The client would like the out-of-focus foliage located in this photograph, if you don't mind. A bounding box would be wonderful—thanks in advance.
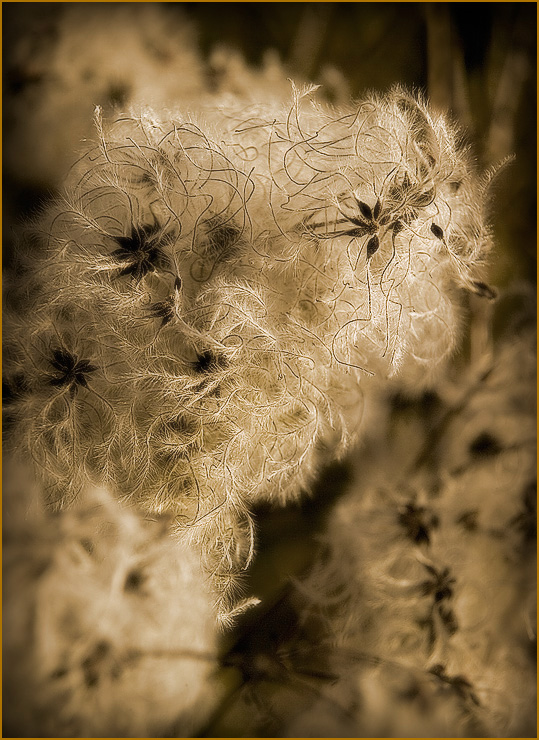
[3,465,220,738]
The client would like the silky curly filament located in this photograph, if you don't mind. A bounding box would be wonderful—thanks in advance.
[3,85,494,614]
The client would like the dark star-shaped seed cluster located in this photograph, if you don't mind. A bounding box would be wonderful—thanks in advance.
[111,223,171,281]
[48,348,98,398]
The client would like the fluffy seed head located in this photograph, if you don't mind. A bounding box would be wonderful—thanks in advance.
[3,85,493,611]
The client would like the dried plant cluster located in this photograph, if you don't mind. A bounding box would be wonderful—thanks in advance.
[4,4,536,736]
[289,329,536,738]
[4,86,495,623]
[2,469,218,738]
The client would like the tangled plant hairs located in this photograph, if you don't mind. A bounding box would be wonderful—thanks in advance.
[4,84,495,618]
